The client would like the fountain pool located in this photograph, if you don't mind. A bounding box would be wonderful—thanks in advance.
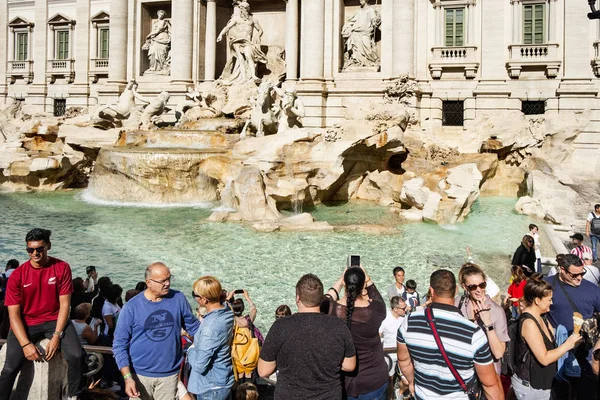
[0,191,533,333]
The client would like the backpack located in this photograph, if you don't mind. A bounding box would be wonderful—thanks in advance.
[591,213,600,236]
[231,322,260,380]
[501,313,535,379]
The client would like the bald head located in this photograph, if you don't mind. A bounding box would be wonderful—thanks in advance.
[145,262,169,280]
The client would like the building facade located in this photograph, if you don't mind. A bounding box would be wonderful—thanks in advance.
[1,0,599,144]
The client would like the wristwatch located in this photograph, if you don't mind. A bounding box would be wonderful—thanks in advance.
[485,325,494,332]
[53,331,64,339]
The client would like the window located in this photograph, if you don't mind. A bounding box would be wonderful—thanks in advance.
[445,8,465,47]
[442,101,464,126]
[53,99,66,117]
[523,4,545,45]
[56,30,69,60]
[15,32,28,61]
[98,28,109,58]
[522,101,545,115]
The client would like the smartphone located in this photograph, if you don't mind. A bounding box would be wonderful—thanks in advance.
[234,289,244,294]
[348,255,361,268]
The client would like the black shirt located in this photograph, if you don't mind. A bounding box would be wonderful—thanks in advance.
[260,312,356,400]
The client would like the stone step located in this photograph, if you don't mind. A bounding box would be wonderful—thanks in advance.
[574,132,600,145]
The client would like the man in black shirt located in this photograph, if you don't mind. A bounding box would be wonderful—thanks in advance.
[258,274,356,400]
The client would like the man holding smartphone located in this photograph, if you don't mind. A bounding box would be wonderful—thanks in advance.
[84,265,98,293]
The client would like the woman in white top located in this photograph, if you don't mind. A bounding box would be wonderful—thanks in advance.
[71,303,100,345]
[102,285,123,337]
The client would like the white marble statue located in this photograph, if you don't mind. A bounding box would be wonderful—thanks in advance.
[241,81,278,138]
[274,87,304,133]
[142,10,171,75]
[341,0,381,69]
[92,80,148,122]
[217,2,267,85]
[139,91,170,129]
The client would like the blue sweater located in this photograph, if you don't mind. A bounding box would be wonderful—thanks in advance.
[545,275,600,332]
[113,290,200,377]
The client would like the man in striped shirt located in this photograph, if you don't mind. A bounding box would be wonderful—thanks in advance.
[570,233,592,262]
[396,269,503,400]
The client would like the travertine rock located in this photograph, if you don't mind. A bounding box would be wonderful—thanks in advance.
[399,177,430,210]
[354,170,403,206]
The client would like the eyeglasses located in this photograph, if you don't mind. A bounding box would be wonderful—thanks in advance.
[191,291,201,299]
[466,282,487,292]
[394,306,407,312]
[149,276,172,286]
[26,246,45,254]
[564,268,587,279]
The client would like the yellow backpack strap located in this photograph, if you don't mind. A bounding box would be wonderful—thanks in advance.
[232,321,240,381]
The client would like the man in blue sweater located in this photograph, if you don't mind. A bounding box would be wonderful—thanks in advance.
[113,262,200,400]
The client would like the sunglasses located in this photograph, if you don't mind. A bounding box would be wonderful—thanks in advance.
[466,282,487,291]
[26,246,45,254]
[191,291,201,299]
[564,268,587,279]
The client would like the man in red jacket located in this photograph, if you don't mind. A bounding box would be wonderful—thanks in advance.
[0,228,82,400]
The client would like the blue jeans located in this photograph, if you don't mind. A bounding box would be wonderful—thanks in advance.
[194,388,231,400]
[591,235,599,261]
[347,382,388,400]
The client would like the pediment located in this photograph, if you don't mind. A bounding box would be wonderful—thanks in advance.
[8,16,34,28]
[48,13,75,26]
[91,11,110,24]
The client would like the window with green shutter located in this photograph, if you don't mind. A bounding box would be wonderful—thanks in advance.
[445,8,465,47]
[15,32,28,61]
[523,4,545,45]
[99,28,109,58]
[57,30,69,60]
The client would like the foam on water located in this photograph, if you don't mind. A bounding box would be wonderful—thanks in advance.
[80,190,215,209]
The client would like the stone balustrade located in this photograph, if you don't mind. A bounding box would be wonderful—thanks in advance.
[593,41,600,77]
[429,45,479,79]
[507,43,561,79]
[46,59,75,84]
[89,58,109,83]
[7,60,33,83]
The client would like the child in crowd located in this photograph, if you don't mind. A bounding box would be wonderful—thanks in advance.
[274,304,292,319]
[506,265,526,319]
[402,279,420,310]
[236,383,259,400]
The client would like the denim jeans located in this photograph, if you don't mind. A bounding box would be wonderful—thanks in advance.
[347,382,388,400]
[194,387,231,400]
[591,235,599,261]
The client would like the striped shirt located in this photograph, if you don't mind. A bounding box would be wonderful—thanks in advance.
[571,245,592,262]
[397,303,493,400]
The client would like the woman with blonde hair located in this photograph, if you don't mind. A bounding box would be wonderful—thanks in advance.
[71,303,101,345]
[456,263,509,375]
[511,275,581,399]
[187,276,234,400]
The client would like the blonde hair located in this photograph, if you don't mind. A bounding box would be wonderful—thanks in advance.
[458,262,487,285]
[74,302,92,320]
[193,276,222,303]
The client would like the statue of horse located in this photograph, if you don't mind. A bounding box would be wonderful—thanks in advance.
[240,81,279,138]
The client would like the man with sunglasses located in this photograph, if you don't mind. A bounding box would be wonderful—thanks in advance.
[0,228,83,400]
[379,296,408,399]
[546,253,600,400]
[113,262,200,400]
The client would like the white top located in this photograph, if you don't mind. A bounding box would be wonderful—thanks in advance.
[485,277,500,299]
[588,212,600,221]
[379,311,405,349]
[71,320,89,345]
[102,302,121,336]
[528,231,542,259]
[387,283,406,300]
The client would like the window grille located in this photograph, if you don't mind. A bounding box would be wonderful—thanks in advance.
[442,101,464,126]
[522,101,545,115]
[53,99,66,117]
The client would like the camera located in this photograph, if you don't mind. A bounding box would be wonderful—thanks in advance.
[234,289,244,294]
[347,255,360,268]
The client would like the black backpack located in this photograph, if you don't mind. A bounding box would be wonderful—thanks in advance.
[591,213,600,235]
[501,313,534,379]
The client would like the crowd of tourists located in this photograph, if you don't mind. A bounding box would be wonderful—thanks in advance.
[0,209,600,400]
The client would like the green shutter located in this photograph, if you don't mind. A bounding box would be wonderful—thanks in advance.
[100,28,109,58]
[445,8,465,47]
[16,32,28,61]
[57,31,69,60]
[523,4,545,45]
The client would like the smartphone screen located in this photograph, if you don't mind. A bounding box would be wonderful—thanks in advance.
[349,255,360,267]
[234,289,244,294]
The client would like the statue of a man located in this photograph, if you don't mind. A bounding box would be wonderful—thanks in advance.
[142,10,171,75]
[274,87,304,133]
[139,91,170,129]
[217,2,267,85]
[92,80,148,122]
[341,0,381,69]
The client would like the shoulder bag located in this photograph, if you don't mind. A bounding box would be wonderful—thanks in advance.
[425,307,485,400]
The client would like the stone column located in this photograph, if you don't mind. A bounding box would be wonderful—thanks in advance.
[108,0,128,83]
[0,0,7,97]
[204,0,217,81]
[285,0,299,81]
[434,2,441,46]
[392,0,414,76]
[171,0,194,82]
[300,0,325,80]
[74,0,90,85]
[380,0,394,77]
[32,0,48,86]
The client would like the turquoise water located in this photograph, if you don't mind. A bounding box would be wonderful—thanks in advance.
[0,191,529,333]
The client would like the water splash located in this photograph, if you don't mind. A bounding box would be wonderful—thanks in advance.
[80,190,214,209]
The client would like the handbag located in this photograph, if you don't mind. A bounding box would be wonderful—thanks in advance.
[425,307,485,400]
